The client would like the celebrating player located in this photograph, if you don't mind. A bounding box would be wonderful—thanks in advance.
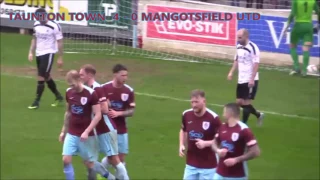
[59,70,115,180]
[284,0,320,76]
[100,64,135,168]
[28,8,63,109]
[227,29,264,126]
[179,90,221,180]
[79,64,129,180]
[212,103,261,179]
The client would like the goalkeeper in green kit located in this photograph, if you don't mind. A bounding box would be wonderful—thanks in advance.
[284,0,320,76]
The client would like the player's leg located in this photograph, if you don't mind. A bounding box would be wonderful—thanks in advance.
[118,133,129,165]
[28,55,46,109]
[199,168,216,180]
[79,136,116,180]
[301,23,314,76]
[236,83,250,123]
[289,24,301,75]
[183,165,199,180]
[243,81,264,126]
[62,133,78,180]
[39,53,63,106]
[100,131,129,180]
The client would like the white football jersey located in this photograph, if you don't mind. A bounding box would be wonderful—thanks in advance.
[33,21,63,56]
[234,41,260,84]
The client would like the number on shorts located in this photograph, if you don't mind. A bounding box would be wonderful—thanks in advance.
[304,1,308,12]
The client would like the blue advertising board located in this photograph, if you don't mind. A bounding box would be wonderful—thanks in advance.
[238,15,319,57]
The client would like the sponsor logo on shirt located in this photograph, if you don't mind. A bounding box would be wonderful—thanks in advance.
[71,104,84,114]
[110,100,123,110]
[221,140,234,153]
[189,130,204,140]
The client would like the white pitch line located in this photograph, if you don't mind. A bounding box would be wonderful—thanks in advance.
[1,73,318,121]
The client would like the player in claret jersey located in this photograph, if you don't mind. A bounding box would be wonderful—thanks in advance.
[212,103,261,180]
[100,64,135,168]
[79,64,129,180]
[179,90,222,180]
[59,70,115,180]
[284,0,320,76]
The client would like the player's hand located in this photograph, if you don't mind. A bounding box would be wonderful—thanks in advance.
[28,53,33,62]
[217,148,228,158]
[227,72,233,80]
[195,139,207,149]
[80,131,89,141]
[59,132,65,142]
[179,145,185,157]
[224,158,239,167]
[57,56,63,70]
[248,79,255,88]
[108,109,121,118]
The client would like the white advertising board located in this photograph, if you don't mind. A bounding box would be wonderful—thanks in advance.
[0,0,88,26]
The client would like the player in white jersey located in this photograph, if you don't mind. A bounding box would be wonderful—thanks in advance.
[227,29,265,126]
[28,8,63,109]
[79,64,129,180]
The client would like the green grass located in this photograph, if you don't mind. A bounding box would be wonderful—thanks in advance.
[1,32,319,179]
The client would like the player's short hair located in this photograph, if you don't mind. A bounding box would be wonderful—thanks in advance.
[224,103,240,117]
[190,89,205,98]
[35,8,46,14]
[81,64,96,75]
[66,70,80,81]
[113,64,127,73]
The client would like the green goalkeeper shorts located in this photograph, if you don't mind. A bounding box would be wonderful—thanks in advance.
[290,22,313,44]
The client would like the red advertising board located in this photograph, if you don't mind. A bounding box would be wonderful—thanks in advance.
[146,5,237,46]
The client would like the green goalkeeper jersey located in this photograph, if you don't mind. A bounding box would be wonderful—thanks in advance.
[289,0,319,23]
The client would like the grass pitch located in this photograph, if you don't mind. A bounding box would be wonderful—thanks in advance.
[0,32,319,179]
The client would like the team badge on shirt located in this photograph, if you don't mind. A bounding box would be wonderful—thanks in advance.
[121,93,129,101]
[202,121,210,130]
[80,97,87,105]
[231,133,239,141]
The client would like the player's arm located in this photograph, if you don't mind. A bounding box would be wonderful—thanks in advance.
[54,23,63,59]
[196,116,222,148]
[250,45,260,82]
[179,115,187,146]
[287,0,297,25]
[235,128,261,163]
[61,103,70,134]
[211,138,220,152]
[119,91,136,117]
[94,87,109,114]
[29,28,36,55]
[228,54,238,77]
[84,92,102,134]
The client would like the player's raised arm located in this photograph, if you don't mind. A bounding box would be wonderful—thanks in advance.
[235,128,261,163]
